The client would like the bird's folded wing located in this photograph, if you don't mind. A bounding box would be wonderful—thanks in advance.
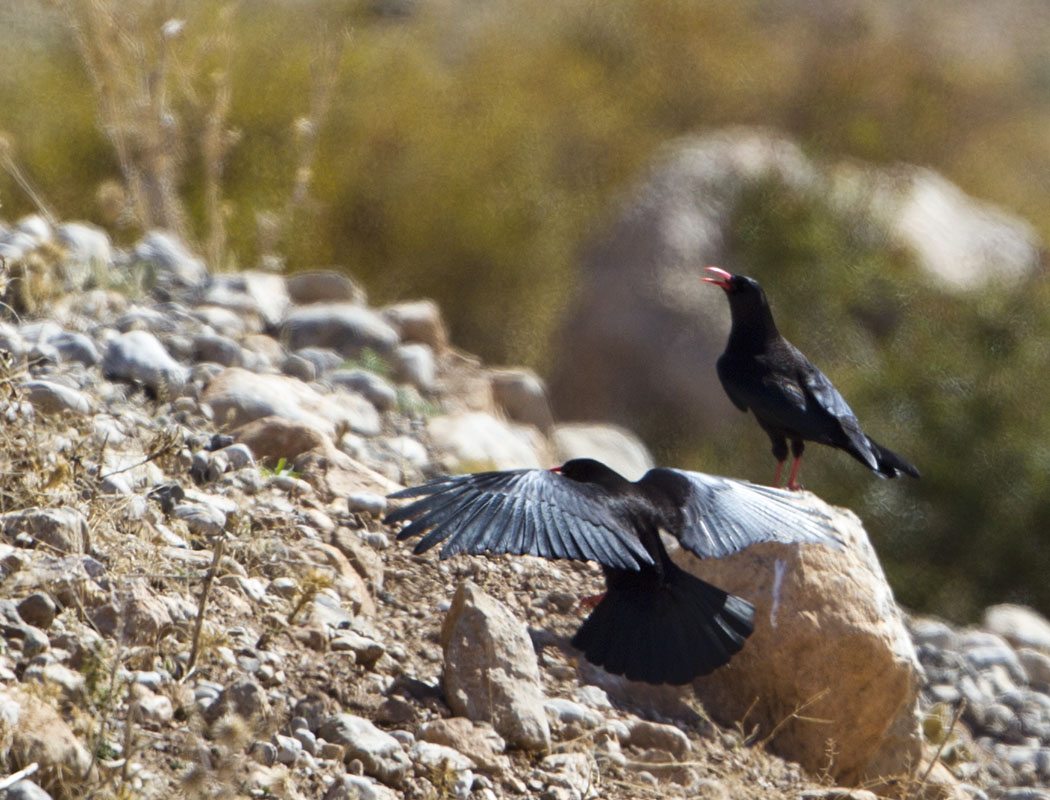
[648,468,843,559]
[385,470,654,570]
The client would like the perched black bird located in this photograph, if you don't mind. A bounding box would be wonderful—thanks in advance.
[385,458,839,685]
[703,266,919,489]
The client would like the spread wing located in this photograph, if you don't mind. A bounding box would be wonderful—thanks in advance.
[385,470,654,570]
[640,468,842,560]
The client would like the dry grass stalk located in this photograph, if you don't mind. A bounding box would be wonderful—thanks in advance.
[185,535,226,678]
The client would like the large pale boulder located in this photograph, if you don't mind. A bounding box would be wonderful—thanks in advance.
[440,582,551,752]
[549,128,816,430]
[832,165,1040,290]
[548,127,1040,436]
[682,492,922,785]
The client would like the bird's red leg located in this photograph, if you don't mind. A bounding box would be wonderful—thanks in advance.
[577,592,605,611]
[773,461,784,488]
[787,456,803,490]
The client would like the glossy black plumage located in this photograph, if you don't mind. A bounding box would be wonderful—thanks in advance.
[385,458,840,685]
[703,267,919,489]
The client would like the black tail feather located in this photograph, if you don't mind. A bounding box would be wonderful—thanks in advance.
[866,436,920,479]
[570,563,754,685]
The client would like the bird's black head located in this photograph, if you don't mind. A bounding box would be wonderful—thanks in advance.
[702,266,766,299]
[554,458,630,490]
[702,266,777,339]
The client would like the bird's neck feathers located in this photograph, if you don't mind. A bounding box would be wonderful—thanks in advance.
[725,286,781,351]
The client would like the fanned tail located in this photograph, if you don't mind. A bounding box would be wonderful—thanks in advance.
[570,562,753,685]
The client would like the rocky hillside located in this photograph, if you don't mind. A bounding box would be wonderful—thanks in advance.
[0,214,1042,800]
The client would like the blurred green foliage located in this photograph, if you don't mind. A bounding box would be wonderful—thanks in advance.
[5,0,1050,365]
[697,176,1050,621]
[3,0,1050,618]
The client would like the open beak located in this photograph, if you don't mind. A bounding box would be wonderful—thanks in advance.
[549,466,563,474]
[702,266,733,290]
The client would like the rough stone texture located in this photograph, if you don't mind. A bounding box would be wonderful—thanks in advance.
[552,422,654,481]
[233,415,331,462]
[984,604,1050,653]
[439,582,551,752]
[199,271,291,328]
[21,380,92,415]
[331,528,385,594]
[1,688,94,797]
[90,578,174,646]
[17,592,56,629]
[287,270,366,305]
[490,368,554,433]
[204,367,380,437]
[300,540,375,617]
[0,507,90,553]
[318,713,412,787]
[684,493,923,784]
[381,299,448,351]
[427,411,549,471]
[102,329,189,397]
[625,719,692,759]
[418,717,509,775]
[280,303,399,358]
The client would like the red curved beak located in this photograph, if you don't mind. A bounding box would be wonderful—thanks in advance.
[549,466,563,474]
[702,266,733,290]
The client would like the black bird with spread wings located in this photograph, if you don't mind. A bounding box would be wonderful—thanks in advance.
[703,266,919,490]
[385,458,839,685]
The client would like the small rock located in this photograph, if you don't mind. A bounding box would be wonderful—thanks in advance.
[1,507,90,553]
[132,692,175,727]
[318,713,412,787]
[393,344,435,392]
[544,698,603,729]
[281,353,317,382]
[348,492,387,516]
[172,502,227,537]
[1020,649,1050,686]
[293,727,318,755]
[281,303,400,358]
[490,369,554,432]
[324,774,401,800]
[625,720,691,759]
[330,631,386,668]
[251,740,278,766]
[287,270,366,305]
[49,331,101,366]
[440,582,551,752]
[103,329,189,397]
[192,333,246,367]
[330,369,398,412]
[17,593,56,629]
[5,780,54,800]
[133,230,208,289]
[274,732,304,765]
[21,380,92,415]
[985,604,1050,653]
[537,753,594,800]
[381,300,448,350]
